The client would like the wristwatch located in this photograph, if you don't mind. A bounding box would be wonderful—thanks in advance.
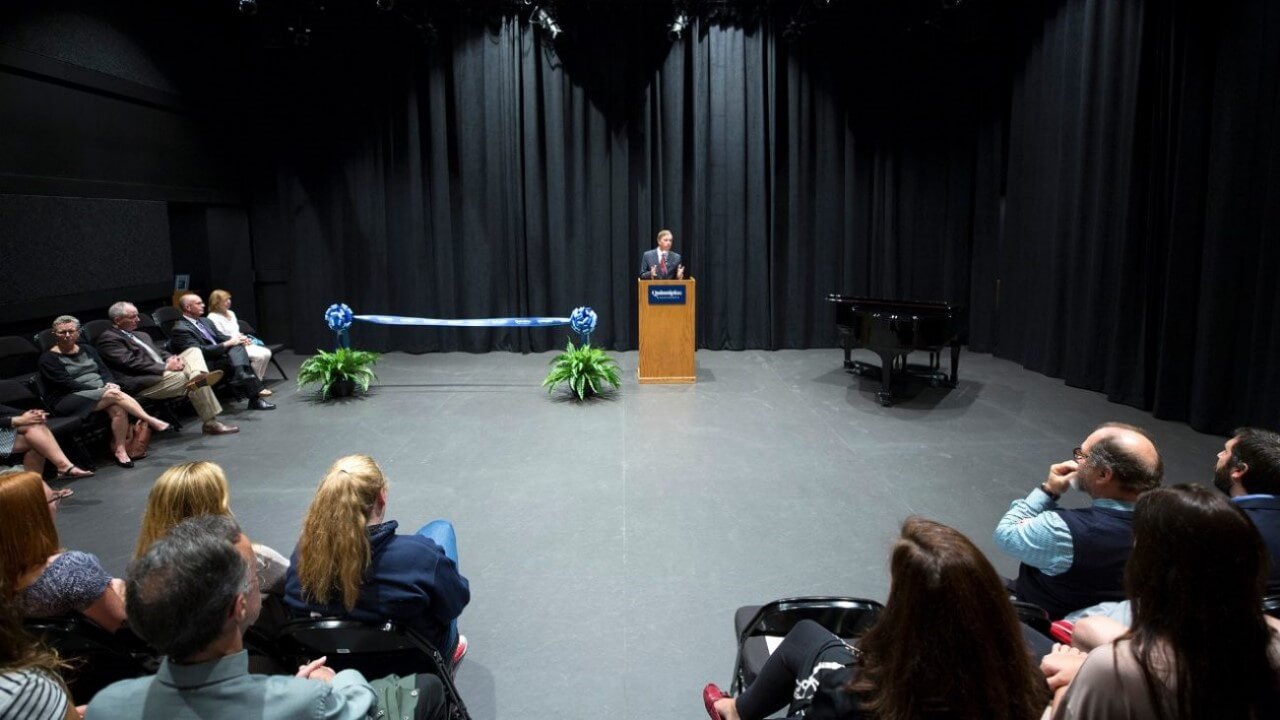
[1039,482,1061,501]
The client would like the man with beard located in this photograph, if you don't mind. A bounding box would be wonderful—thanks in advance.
[1213,427,1280,592]
[993,422,1164,619]
[1069,427,1280,651]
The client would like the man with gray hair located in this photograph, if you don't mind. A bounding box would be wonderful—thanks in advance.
[95,301,239,435]
[87,515,378,719]
[168,294,274,411]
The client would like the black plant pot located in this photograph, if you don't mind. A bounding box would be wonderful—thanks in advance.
[329,379,356,398]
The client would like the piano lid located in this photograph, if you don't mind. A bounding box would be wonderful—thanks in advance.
[826,295,959,317]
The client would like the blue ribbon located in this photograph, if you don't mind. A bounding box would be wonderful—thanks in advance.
[354,314,571,328]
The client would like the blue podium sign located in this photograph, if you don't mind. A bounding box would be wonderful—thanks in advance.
[648,286,686,305]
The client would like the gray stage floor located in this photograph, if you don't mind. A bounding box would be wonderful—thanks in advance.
[53,347,1225,719]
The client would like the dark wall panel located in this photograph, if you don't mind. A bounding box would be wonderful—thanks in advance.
[0,194,172,323]
[0,69,236,201]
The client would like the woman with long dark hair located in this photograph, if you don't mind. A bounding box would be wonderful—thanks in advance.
[1042,485,1280,718]
[702,518,1050,720]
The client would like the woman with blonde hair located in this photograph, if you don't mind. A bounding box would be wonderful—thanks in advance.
[206,290,272,390]
[0,472,126,632]
[133,460,289,593]
[284,454,471,664]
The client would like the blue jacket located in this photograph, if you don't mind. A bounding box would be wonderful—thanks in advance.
[284,520,470,651]
[1237,495,1280,593]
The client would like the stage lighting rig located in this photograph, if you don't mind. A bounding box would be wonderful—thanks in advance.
[668,11,690,41]
[530,5,563,41]
[238,0,258,15]
[376,0,395,10]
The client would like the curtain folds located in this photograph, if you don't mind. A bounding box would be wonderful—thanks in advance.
[253,0,1280,433]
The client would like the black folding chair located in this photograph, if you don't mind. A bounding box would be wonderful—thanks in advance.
[274,618,470,720]
[151,306,184,338]
[0,378,97,472]
[134,313,170,348]
[238,319,288,380]
[23,616,160,704]
[1264,594,1280,620]
[729,596,884,695]
[0,335,41,383]
[82,318,115,345]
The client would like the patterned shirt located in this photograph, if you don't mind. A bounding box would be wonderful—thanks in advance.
[0,668,71,720]
[17,550,112,618]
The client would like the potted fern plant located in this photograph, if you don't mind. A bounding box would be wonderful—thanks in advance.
[543,307,620,400]
[297,347,380,400]
[543,339,621,400]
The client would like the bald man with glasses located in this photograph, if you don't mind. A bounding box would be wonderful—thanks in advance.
[993,422,1164,619]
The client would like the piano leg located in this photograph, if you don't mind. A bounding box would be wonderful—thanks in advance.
[948,341,960,387]
[875,350,896,406]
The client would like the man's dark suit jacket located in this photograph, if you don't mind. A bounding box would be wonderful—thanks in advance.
[95,326,170,395]
[168,316,260,394]
[168,316,236,360]
[639,249,682,279]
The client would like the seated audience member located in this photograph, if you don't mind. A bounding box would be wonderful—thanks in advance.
[167,295,275,411]
[86,515,383,720]
[206,290,273,391]
[0,472,126,632]
[702,518,1050,720]
[993,422,1162,618]
[1,404,92,499]
[0,573,77,720]
[134,461,289,593]
[284,455,471,664]
[1062,426,1280,650]
[38,316,171,469]
[95,302,239,436]
[1215,427,1280,592]
[1041,485,1280,718]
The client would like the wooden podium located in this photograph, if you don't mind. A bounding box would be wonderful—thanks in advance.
[637,279,696,383]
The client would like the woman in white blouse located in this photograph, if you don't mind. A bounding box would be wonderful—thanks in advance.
[206,290,272,394]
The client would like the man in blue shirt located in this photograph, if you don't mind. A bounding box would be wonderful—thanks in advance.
[1065,426,1280,651]
[994,422,1163,619]
[1214,427,1280,592]
[87,515,380,720]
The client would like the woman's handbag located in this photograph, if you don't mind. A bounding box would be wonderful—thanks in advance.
[126,418,152,459]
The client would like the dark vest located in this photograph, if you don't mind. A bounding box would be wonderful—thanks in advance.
[1237,496,1280,593]
[1015,505,1134,618]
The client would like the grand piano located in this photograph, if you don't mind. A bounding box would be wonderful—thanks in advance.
[827,295,963,406]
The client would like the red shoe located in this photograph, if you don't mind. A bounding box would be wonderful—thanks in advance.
[451,634,468,666]
[702,683,729,720]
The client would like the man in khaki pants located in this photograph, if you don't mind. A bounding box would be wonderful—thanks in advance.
[95,301,239,435]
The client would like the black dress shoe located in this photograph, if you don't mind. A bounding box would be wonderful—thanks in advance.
[115,458,135,469]
[248,398,276,411]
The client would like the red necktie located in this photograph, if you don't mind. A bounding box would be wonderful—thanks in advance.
[659,254,667,276]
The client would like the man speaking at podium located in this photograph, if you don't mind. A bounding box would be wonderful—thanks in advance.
[639,229,685,279]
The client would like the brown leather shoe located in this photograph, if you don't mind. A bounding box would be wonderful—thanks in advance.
[202,421,240,435]
[184,370,225,393]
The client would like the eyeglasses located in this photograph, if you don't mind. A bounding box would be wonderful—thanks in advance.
[53,329,78,337]
[1073,447,1089,463]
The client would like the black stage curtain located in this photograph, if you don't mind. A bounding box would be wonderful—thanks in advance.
[250,4,990,356]
[246,0,1279,433]
[972,0,1280,434]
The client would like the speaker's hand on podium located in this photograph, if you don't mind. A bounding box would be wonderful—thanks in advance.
[650,265,658,279]
[676,264,685,279]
